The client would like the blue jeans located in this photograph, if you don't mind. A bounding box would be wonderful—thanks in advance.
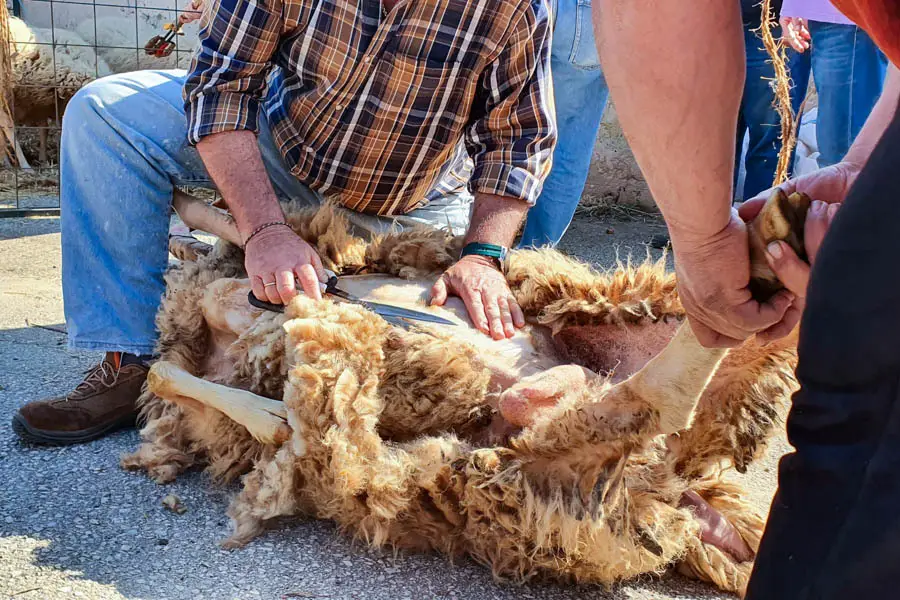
[736,24,807,200]
[60,70,472,355]
[518,0,608,248]
[790,21,887,167]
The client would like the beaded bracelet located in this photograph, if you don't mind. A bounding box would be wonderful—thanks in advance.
[242,221,288,249]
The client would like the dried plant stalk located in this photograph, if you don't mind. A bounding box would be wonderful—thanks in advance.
[759,0,797,186]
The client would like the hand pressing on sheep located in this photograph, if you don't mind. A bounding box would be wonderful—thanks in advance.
[430,193,526,340]
[244,224,328,305]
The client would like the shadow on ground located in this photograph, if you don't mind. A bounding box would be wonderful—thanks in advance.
[0,216,60,241]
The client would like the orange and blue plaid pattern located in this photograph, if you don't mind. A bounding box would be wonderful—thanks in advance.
[184,0,556,215]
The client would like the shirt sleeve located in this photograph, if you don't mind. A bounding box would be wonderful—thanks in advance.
[464,0,556,205]
[183,0,284,145]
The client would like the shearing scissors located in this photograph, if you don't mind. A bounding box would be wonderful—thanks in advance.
[247,270,456,328]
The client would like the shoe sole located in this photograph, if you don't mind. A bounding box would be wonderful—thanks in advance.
[11,412,136,446]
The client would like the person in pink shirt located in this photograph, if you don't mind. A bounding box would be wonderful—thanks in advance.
[780,0,887,166]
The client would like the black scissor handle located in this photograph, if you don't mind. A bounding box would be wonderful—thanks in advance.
[247,291,285,313]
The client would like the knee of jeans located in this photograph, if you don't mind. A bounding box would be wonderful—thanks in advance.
[62,76,119,132]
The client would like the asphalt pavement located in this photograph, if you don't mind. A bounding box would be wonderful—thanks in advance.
[0,213,790,600]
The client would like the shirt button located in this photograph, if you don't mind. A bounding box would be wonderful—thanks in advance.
[336,104,343,110]
[364,56,371,62]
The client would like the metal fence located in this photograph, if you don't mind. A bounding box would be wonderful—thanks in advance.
[0,0,200,217]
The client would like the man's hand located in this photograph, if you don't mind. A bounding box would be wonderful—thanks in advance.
[431,255,525,340]
[178,0,204,25]
[746,162,860,207]
[244,225,327,305]
[671,210,795,348]
[780,16,811,53]
[738,197,840,342]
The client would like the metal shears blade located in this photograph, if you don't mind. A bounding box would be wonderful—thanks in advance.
[322,276,456,326]
[247,274,456,327]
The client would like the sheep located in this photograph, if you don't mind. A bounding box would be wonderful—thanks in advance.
[0,5,111,168]
[74,16,196,75]
[123,190,809,596]
[0,5,199,168]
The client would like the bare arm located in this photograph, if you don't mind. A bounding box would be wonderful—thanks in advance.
[464,193,528,249]
[198,131,325,303]
[593,1,793,347]
[197,131,284,236]
[595,0,742,242]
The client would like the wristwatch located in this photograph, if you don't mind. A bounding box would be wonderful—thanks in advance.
[460,242,508,270]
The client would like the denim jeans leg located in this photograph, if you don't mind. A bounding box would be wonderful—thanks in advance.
[61,70,214,355]
[808,21,887,167]
[518,0,608,249]
[737,25,808,199]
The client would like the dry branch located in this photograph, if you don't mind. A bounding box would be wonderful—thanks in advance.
[760,0,797,186]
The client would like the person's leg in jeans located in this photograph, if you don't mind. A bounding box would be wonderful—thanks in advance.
[16,70,312,444]
[518,0,608,249]
[736,23,808,200]
[746,101,900,599]
[808,21,887,167]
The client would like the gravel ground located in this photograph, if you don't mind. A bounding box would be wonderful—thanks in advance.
[0,214,791,600]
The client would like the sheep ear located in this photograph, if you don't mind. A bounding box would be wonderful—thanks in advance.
[612,321,727,435]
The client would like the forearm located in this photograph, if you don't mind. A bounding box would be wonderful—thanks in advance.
[844,64,900,168]
[594,0,744,243]
[196,130,284,242]
[464,193,529,249]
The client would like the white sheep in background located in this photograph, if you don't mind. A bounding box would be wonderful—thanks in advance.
[75,15,197,75]
[0,1,201,167]
[5,14,111,167]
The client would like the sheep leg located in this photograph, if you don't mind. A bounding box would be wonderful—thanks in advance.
[147,361,292,445]
[514,186,809,440]
[172,189,242,246]
[615,321,729,434]
[169,233,214,261]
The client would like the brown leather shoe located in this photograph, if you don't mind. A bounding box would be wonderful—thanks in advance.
[12,353,148,445]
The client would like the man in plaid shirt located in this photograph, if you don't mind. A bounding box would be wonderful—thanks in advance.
[11,0,556,446]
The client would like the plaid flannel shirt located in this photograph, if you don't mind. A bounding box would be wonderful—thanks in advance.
[184,0,556,216]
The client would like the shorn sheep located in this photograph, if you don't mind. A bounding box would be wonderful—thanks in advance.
[124,189,810,597]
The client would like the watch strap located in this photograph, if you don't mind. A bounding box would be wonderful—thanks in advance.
[460,242,508,265]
